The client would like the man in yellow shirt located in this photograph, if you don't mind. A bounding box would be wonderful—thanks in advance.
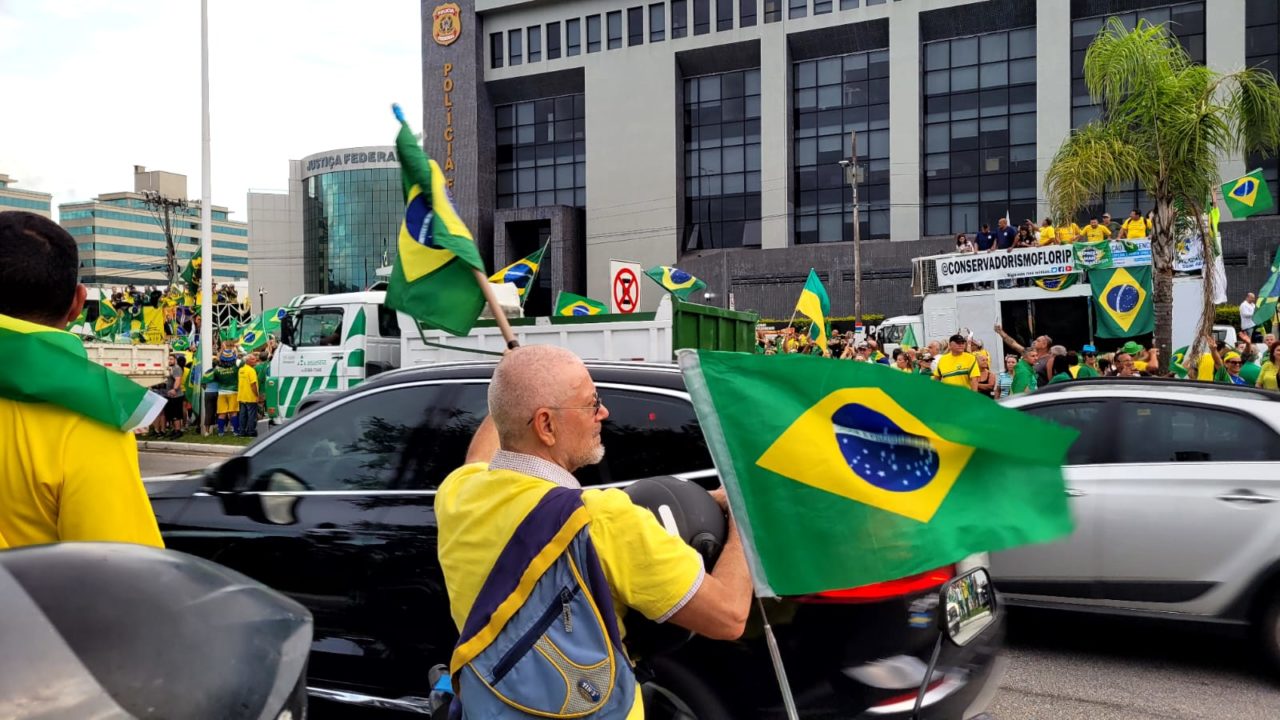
[1121,209,1152,239]
[933,333,982,390]
[236,353,262,438]
[1038,218,1057,245]
[436,345,753,719]
[1082,217,1112,242]
[0,212,163,550]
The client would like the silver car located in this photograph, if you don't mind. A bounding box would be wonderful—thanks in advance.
[992,378,1280,668]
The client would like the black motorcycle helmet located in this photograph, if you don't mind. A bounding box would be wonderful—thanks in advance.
[0,543,312,719]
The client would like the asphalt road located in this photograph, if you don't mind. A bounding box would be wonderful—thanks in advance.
[139,451,219,476]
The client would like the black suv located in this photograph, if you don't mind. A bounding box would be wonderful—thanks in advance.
[146,361,1004,718]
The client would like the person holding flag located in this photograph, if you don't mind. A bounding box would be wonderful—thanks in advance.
[0,211,164,549]
[793,269,830,354]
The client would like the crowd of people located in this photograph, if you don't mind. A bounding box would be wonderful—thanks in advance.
[758,322,1280,397]
[953,209,1154,253]
[144,334,278,440]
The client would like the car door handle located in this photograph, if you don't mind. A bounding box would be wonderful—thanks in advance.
[1216,490,1278,505]
[330,353,344,359]
[1064,488,1087,497]
[305,525,353,541]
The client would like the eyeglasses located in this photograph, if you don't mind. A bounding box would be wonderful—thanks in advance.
[1084,353,1096,358]
[1226,360,1242,365]
[528,395,603,425]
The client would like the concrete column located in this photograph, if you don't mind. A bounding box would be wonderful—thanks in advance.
[1035,0,1072,221]
[1207,0,1248,184]
[759,25,791,249]
[888,4,921,240]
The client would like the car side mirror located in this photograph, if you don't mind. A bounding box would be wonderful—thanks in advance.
[939,567,997,647]
[208,455,250,494]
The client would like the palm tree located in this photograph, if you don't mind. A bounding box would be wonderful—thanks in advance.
[1045,18,1280,367]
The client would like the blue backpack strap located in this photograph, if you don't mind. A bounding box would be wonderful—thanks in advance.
[452,486,593,673]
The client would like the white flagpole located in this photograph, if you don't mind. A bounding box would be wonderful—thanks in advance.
[199,0,214,384]
[757,596,800,720]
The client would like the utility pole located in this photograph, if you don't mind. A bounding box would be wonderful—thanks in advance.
[258,287,267,317]
[838,129,862,322]
[142,189,189,287]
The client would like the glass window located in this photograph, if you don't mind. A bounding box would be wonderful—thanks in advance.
[628,6,644,45]
[1115,401,1280,463]
[684,70,763,250]
[490,32,504,68]
[587,14,601,52]
[694,0,710,34]
[496,94,588,208]
[764,0,781,22]
[814,0,832,13]
[508,29,523,65]
[717,0,733,29]
[840,0,859,8]
[547,21,562,59]
[650,3,665,41]
[1247,0,1280,215]
[1021,402,1111,465]
[673,0,688,37]
[789,0,807,19]
[740,0,757,27]
[294,308,344,347]
[608,10,622,49]
[567,18,582,55]
[528,25,542,62]
[250,385,447,492]
[574,389,714,485]
[376,304,401,338]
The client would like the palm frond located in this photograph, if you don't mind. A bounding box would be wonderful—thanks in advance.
[1223,68,1280,159]
[1084,18,1189,113]
[1045,123,1143,220]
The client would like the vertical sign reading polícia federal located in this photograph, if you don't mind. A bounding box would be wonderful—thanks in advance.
[432,3,461,189]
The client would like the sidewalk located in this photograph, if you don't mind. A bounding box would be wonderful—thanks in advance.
[136,439,242,457]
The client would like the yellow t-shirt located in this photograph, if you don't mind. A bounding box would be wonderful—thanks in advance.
[1038,226,1056,245]
[1122,217,1151,239]
[0,399,164,549]
[1059,224,1082,243]
[933,352,981,389]
[436,464,705,720]
[1260,361,1279,390]
[1196,352,1215,381]
[238,364,260,403]
[1082,224,1111,242]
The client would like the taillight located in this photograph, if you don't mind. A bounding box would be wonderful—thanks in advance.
[793,566,955,604]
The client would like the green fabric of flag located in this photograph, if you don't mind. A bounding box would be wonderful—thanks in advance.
[553,291,607,316]
[180,249,202,292]
[94,301,119,340]
[65,305,88,333]
[240,306,288,353]
[794,269,830,352]
[901,323,918,350]
[678,350,1076,597]
[644,266,707,300]
[1253,247,1280,327]
[1033,274,1078,292]
[1090,266,1154,338]
[1072,240,1113,270]
[0,313,165,432]
[1221,169,1275,219]
[385,104,486,336]
[489,243,548,306]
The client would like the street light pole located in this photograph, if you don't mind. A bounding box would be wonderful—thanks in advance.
[258,287,267,317]
[839,129,862,323]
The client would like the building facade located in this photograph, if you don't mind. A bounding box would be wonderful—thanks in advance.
[422,0,1280,319]
[246,190,305,311]
[59,166,249,287]
[0,173,52,219]
[287,147,403,295]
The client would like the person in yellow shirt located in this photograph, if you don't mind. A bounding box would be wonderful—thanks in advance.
[933,333,982,390]
[1082,217,1112,242]
[1038,218,1057,245]
[1258,343,1280,390]
[0,212,163,550]
[437,345,753,720]
[236,353,262,438]
[1121,209,1152,239]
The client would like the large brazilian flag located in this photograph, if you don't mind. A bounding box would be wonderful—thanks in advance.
[1090,266,1154,339]
[385,104,487,336]
[679,350,1076,596]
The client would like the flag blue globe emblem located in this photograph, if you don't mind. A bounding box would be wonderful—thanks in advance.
[669,268,692,284]
[1106,283,1140,314]
[1232,179,1256,200]
[405,192,438,248]
[832,404,939,492]
[571,304,592,316]
[243,331,258,345]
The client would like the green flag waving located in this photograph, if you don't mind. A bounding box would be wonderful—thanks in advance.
[1254,246,1280,328]
[644,265,707,300]
[1221,169,1275,219]
[180,249,202,292]
[1072,240,1112,270]
[1090,266,1154,338]
[554,291,607,316]
[94,301,119,340]
[240,306,289,353]
[794,269,830,353]
[385,104,487,336]
[901,323,918,350]
[679,350,1076,596]
[0,313,166,432]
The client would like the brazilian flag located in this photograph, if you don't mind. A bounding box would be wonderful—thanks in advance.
[554,291,607,316]
[1221,169,1275,220]
[644,265,706,300]
[240,306,288,353]
[679,350,1076,596]
[794,269,830,353]
[385,104,487,336]
[1090,266,1154,338]
[1254,246,1280,328]
[180,249,202,293]
[94,301,119,340]
[1033,274,1078,292]
[489,243,547,305]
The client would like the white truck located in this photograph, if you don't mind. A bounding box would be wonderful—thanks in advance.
[267,290,756,421]
[874,250,1233,359]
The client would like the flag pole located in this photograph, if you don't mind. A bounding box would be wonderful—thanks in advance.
[198,0,214,430]
[471,269,519,350]
[757,596,801,720]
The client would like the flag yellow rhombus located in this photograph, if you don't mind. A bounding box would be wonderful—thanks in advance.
[1098,268,1147,333]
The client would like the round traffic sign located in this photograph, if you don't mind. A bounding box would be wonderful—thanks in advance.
[613,268,639,314]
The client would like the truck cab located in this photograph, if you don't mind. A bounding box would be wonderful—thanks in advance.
[270,291,401,420]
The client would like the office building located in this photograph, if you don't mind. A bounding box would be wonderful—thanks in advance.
[59,166,249,288]
[0,173,52,219]
[422,0,1280,317]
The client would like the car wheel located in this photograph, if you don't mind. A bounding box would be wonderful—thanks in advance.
[641,656,735,720]
[1261,591,1280,673]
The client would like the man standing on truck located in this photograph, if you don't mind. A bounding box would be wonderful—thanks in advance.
[437,346,754,719]
[0,211,163,549]
[1011,348,1039,394]
[934,334,981,391]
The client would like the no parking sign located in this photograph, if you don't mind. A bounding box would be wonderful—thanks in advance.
[610,260,642,314]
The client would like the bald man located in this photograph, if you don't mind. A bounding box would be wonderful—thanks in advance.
[435,346,752,719]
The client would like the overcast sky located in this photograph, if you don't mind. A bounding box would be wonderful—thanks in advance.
[0,0,422,219]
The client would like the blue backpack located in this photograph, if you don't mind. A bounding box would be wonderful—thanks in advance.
[449,486,636,718]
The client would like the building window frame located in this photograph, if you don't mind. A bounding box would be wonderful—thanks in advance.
[694,0,711,35]
[587,14,602,52]
[490,32,504,68]
[650,3,666,41]
[740,0,757,27]
[607,10,623,49]
[547,21,562,59]
[672,0,689,38]
[628,6,645,45]
[717,0,733,30]
[567,18,582,55]
[528,25,542,62]
[508,28,523,66]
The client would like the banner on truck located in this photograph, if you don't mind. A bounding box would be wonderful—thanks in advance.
[935,246,1076,286]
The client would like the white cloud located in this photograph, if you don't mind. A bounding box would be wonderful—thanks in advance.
[0,0,422,219]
